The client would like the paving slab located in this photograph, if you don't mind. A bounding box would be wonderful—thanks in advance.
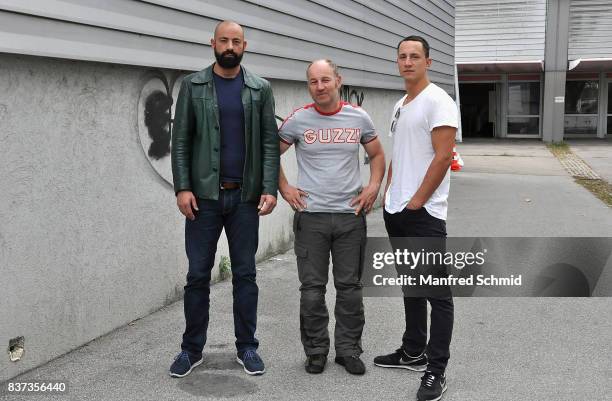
[566,139,612,183]
[456,139,566,176]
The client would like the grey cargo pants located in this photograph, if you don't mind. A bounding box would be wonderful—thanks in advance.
[293,211,366,357]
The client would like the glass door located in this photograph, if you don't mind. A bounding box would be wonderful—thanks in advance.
[507,81,541,137]
[564,80,599,136]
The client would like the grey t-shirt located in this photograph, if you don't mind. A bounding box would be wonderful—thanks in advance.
[279,102,377,213]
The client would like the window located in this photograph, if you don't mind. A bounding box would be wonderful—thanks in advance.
[508,117,540,135]
[564,80,599,135]
[508,82,540,115]
[507,82,540,135]
[565,81,598,114]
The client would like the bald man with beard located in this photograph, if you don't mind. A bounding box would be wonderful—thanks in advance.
[170,20,279,378]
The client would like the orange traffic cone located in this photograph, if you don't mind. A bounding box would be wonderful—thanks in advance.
[451,146,464,171]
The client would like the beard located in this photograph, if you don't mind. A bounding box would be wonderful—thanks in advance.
[214,50,243,69]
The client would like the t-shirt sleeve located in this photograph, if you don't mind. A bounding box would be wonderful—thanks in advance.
[278,112,299,144]
[359,110,378,144]
[427,91,459,132]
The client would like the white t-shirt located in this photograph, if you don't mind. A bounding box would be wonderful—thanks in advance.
[384,83,458,220]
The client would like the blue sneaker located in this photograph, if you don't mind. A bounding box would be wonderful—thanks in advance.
[236,349,265,375]
[169,351,203,378]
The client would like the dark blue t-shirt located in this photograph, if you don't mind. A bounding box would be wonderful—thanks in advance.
[213,69,245,183]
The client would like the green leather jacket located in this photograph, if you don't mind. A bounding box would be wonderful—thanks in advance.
[171,64,279,201]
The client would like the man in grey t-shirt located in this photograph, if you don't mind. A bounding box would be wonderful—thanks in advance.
[278,59,385,375]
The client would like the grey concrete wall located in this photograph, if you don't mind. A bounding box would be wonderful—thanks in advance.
[1,54,187,381]
[0,53,402,381]
[542,0,571,143]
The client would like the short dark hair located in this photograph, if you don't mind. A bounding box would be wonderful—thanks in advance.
[397,35,430,58]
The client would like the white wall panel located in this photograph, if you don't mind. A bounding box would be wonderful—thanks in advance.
[568,0,612,60]
[455,0,546,63]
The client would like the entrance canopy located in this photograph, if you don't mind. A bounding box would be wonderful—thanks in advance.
[568,58,612,72]
[457,60,544,73]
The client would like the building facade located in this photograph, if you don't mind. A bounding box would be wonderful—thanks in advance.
[456,0,612,141]
[0,0,456,381]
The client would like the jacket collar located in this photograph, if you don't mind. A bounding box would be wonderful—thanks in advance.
[190,63,262,89]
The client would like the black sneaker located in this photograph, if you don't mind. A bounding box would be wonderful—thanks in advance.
[305,354,327,374]
[417,371,447,401]
[373,348,427,371]
[169,351,203,378]
[334,355,366,375]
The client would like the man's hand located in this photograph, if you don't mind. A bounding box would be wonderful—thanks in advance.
[177,191,198,220]
[279,185,308,211]
[350,183,380,215]
[406,197,424,210]
[258,194,277,216]
[406,125,455,211]
[361,138,385,213]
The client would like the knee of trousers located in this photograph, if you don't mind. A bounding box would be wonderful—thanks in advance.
[231,271,257,285]
[334,279,362,291]
[300,284,326,296]
[334,289,364,316]
[300,286,326,314]
[185,271,212,289]
[334,282,362,299]
[335,286,363,303]
[430,296,454,309]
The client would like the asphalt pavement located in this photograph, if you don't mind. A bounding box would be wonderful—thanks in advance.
[2,140,611,401]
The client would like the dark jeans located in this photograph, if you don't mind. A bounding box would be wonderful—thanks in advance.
[181,188,260,359]
[383,207,454,375]
[293,212,366,357]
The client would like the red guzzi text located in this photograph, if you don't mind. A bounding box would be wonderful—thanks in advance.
[303,128,361,144]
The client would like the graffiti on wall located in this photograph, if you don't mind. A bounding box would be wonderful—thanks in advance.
[145,91,172,160]
[340,85,370,164]
[341,86,365,107]
[137,71,185,185]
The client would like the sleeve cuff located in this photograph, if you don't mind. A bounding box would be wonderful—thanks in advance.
[361,135,378,144]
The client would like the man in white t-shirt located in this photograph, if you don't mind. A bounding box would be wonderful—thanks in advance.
[278,59,385,376]
[373,36,458,401]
